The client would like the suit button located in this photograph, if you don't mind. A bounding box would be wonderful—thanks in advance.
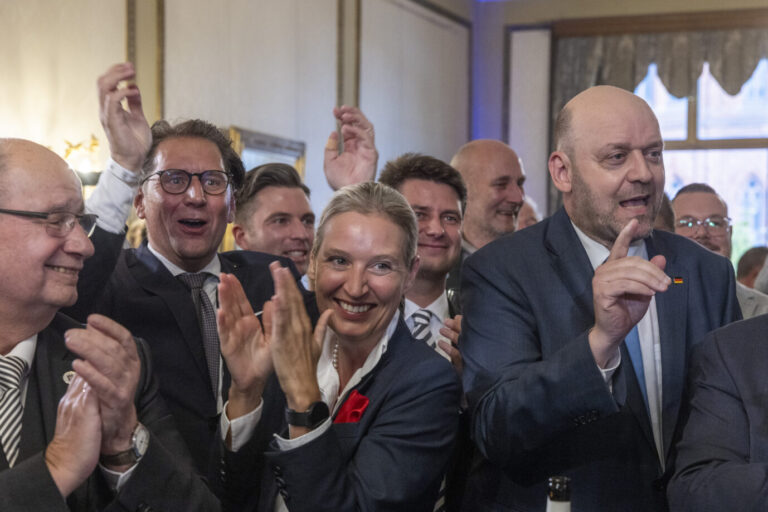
[273,465,283,476]
[279,488,289,500]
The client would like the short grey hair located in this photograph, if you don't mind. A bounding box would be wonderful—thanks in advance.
[312,181,418,265]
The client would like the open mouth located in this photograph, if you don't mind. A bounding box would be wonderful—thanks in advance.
[336,299,373,314]
[179,219,207,228]
[284,249,308,260]
[619,196,649,208]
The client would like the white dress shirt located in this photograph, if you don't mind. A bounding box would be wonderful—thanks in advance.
[572,223,664,466]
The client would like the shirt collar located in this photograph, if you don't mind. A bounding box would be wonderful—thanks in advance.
[404,292,449,321]
[5,334,37,376]
[571,221,647,271]
[461,236,477,255]
[147,243,221,277]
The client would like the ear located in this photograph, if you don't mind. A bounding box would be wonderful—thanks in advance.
[134,189,146,219]
[403,255,420,294]
[549,151,573,194]
[232,224,246,248]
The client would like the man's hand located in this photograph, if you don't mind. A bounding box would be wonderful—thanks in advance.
[268,262,332,437]
[438,315,463,375]
[323,106,378,190]
[64,315,140,467]
[217,272,274,419]
[97,62,151,172]
[45,375,102,498]
[590,219,670,368]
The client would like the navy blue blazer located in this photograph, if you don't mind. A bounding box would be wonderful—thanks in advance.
[0,313,218,511]
[460,207,741,512]
[250,318,461,512]
[65,227,317,476]
[668,314,768,511]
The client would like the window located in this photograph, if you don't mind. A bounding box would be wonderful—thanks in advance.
[635,60,768,265]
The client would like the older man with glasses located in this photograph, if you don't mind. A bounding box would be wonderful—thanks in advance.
[672,182,768,319]
[0,138,219,511]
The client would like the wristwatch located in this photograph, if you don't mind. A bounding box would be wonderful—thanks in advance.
[99,422,150,466]
[285,401,330,429]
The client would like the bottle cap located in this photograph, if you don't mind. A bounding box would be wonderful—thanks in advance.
[548,476,571,502]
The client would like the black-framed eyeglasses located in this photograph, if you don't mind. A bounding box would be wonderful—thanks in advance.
[675,216,732,234]
[141,169,232,195]
[0,209,98,238]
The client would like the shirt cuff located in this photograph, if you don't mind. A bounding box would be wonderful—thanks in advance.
[598,352,622,392]
[273,418,332,451]
[85,158,141,234]
[99,461,139,491]
[220,399,263,452]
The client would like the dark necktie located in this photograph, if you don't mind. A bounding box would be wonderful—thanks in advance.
[178,273,220,397]
[0,356,27,467]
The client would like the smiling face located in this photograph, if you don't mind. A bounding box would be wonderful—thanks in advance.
[135,136,234,272]
[0,140,95,321]
[233,186,315,275]
[555,86,665,248]
[672,191,732,258]
[397,178,462,281]
[453,140,525,249]
[308,211,417,350]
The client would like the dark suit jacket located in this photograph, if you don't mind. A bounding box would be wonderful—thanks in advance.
[668,315,768,511]
[0,313,218,511]
[65,228,317,476]
[248,318,461,512]
[460,207,741,512]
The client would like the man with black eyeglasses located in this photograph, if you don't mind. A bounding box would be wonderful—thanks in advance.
[672,182,768,319]
[0,138,220,510]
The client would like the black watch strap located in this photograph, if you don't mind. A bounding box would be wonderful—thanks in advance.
[285,401,330,429]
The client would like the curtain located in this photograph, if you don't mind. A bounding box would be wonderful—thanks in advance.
[548,28,768,211]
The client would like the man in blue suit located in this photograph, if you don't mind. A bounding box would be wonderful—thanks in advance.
[460,85,740,511]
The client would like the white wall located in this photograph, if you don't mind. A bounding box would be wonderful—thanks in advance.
[164,0,337,214]
[0,1,124,168]
[508,29,551,214]
[359,0,470,168]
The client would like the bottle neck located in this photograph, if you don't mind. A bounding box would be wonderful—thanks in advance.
[545,498,571,512]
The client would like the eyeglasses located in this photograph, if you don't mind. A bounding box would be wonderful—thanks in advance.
[675,216,732,234]
[0,209,98,238]
[141,169,232,195]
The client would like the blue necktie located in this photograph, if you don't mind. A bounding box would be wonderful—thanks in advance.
[624,325,648,409]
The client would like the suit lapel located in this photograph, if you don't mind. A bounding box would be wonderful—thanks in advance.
[646,233,688,458]
[130,245,210,382]
[544,209,597,326]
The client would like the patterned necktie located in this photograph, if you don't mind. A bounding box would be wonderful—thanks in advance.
[0,356,27,467]
[178,273,220,398]
[411,309,435,348]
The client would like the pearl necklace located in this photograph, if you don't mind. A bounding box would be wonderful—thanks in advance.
[332,340,339,370]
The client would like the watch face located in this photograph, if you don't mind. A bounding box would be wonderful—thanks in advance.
[133,424,150,458]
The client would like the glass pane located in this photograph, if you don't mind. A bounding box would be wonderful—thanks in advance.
[634,63,688,141]
[664,148,768,266]
[698,59,768,139]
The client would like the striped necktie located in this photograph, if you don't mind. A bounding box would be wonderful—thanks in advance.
[0,356,27,467]
[411,309,435,348]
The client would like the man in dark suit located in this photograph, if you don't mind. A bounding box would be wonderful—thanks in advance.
[0,138,217,510]
[667,315,768,510]
[460,85,741,511]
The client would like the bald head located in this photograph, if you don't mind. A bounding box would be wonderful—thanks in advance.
[449,139,525,249]
[548,86,665,248]
[0,139,79,201]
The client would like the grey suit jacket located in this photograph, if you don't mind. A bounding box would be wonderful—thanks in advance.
[460,207,741,512]
[668,314,768,511]
[735,281,768,319]
[0,313,218,511]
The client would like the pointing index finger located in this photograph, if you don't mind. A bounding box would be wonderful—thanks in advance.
[607,219,638,262]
